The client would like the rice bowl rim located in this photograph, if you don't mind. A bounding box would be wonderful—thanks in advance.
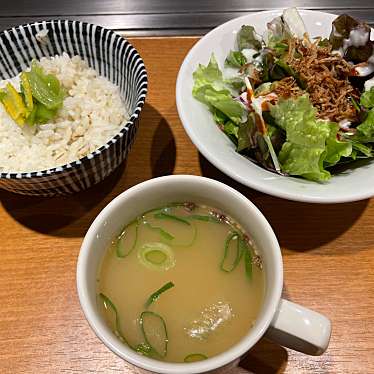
[0,19,148,180]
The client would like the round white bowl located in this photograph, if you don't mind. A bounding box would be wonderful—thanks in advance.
[176,9,374,203]
[0,20,147,196]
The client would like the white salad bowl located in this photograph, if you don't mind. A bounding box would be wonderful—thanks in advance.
[77,175,331,374]
[176,9,374,203]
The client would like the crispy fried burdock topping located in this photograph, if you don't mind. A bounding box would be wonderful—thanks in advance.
[285,39,359,122]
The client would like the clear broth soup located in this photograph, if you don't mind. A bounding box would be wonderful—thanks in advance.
[97,202,265,363]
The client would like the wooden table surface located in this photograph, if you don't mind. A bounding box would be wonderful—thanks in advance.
[0,37,373,374]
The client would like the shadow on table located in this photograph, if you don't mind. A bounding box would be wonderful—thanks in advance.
[239,338,288,374]
[198,153,369,252]
[130,336,288,374]
[0,103,176,237]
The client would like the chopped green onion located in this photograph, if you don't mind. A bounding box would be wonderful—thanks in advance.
[145,222,174,240]
[98,293,171,359]
[146,250,167,264]
[187,214,220,223]
[99,293,128,345]
[138,242,175,271]
[149,215,197,247]
[184,353,208,362]
[145,281,175,308]
[142,207,163,216]
[135,342,154,356]
[220,232,243,272]
[154,212,191,225]
[173,224,197,247]
[116,220,139,258]
[242,239,253,280]
[140,311,168,357]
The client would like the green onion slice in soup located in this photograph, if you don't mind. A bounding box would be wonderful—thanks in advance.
[184,353,208,362]
[187,214,221,223]
[145,281,175,308]
[150,213,197,247]
[145,222,175,241]
[99,293,128,345]
[116,220,139,258]
[242,239,253,280]
[138,242,176,271]
[135,342,154,356]
[154,212,191,225]
[220,232,243,272]
[139,311,168,357]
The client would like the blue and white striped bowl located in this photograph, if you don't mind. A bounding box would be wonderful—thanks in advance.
[0,20,147,196]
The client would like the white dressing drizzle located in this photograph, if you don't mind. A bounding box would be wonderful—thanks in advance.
[364,76,374,91]
[339,119,352,130]
[241,48,258,63]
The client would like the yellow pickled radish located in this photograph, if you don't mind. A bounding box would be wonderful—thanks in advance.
[20,72,33,112]
[0,83,27,125]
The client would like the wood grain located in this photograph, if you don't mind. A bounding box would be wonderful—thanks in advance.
[0,37,373,374]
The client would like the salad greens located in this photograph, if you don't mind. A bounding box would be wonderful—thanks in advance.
[329,14,373,63]
[360,88,374,109]
[355,88,374,142]
[270,96,352,181]
[237,25,262,51]
[0,60,64,126]
[225,50,247,68]
[355,109,374,142]
[192,7,374,182]
[193,55,246,125]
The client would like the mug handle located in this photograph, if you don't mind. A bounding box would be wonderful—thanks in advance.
[265,299,332,355]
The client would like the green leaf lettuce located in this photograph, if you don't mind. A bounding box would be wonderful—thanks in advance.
[355,109,374,142]
[270,95,352,181]
[237,25,262,51]
[192,54,245,125]
[360,87,374,109]
[225,50,247,68]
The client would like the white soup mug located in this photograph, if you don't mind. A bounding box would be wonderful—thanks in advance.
[77,175,331,374]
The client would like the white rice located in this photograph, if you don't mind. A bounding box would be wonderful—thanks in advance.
[0,53,129,173]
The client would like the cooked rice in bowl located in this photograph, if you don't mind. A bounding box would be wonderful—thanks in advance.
[0,53,129,173]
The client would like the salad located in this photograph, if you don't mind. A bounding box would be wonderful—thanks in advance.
[192,8,374,182]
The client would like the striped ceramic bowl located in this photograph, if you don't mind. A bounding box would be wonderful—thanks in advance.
[0,20,147,196]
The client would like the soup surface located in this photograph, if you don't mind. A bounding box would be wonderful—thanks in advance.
[97,203,265,363]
